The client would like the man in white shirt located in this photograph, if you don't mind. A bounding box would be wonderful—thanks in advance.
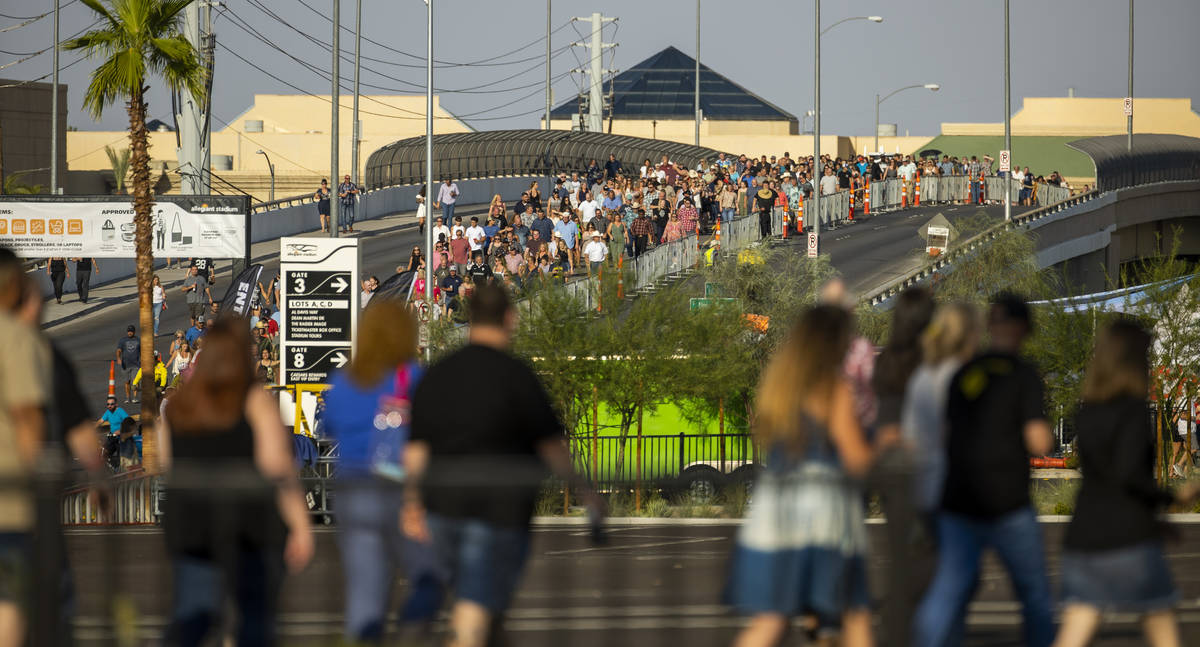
[583,232,608,275]
[899,157,918,181]
[578,192,600,225]
[464,216,487,253]
[451,216,466,239]
[434,177,459,223]
[431,216,451,246]
[820,167,839,196]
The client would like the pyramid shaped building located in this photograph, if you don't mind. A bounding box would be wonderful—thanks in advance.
[547,46,797,136]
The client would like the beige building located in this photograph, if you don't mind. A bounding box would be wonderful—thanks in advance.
[67,93,471,201]
[941,97,1200,137]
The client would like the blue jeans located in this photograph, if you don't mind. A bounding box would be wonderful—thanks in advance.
[167,550,282,647]
[914,507,1053,647]
[969,181,982,203]
[337,481,445,643]
[340,201,356,229]
[153,304,163,335]
[427,514,530,613]
[442,202,456,224]
[721,208,735,222]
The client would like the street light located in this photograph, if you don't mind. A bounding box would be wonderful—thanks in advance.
[256,149,275,202]
[821,14,882,35]
[812,8,882,254]
[874,83,940,154]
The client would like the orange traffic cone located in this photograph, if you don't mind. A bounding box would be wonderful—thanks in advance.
[901,181,908,208]
[863,179,871,215]
[616,254,624,299]
[914,171,922,206]
[782,206,789,239]
[107,361,116,398]
[848,190,855,221]
[798,197,805,234]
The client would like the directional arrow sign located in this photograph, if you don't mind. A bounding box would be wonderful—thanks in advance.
[330,276,349,293]
[284,345,353,385]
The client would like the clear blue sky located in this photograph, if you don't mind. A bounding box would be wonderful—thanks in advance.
[2,0,1197,139]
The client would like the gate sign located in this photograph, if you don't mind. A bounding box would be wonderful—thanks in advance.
[1123,97,1133,116]
[280,237,359,386]
[807,232,818,258]
[999,150,1011,173]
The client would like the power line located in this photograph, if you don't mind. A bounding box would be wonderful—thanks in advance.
[0,1,77,22]
[289,0,573,69]
[0,54,84,88]
[225,4,576,95]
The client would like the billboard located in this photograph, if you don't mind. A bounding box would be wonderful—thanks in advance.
[0,195,249,259]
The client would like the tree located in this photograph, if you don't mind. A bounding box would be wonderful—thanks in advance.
[1,171,45,195]
[930,211,1050,305]
[64,0,205,470]
[104,145,131,194]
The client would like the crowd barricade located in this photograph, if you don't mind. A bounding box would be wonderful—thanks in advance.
[62,468,158,525]
[724,212,763,251]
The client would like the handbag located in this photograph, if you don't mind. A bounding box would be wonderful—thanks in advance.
[369,363,417,481]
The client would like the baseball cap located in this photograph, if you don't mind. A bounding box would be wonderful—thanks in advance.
[197,315,206,324]
[449,264,458,271]
[126,325,136,333]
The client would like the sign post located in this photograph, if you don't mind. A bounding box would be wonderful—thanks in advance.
[279,237,359,429]
[806,231,818,258]
[1123,97,1133,117]
[999,150,1011,173]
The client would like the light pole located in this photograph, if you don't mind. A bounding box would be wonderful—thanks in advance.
[1127,0,1133,152]
[874,84,939,154]
[256,149,275,202]
[812,11,882,252]
[1004,0,1011,221]
[330,0,340,238]
[694,0,700,147]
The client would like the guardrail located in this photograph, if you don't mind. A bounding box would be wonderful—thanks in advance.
[61,468,158,525]
[253,191,318,213]
[864,188,1103,306]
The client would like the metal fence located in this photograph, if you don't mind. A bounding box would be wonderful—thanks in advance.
[61,468,158,525]
[569,432,757,493]
[630,234,701,292]
[860,176,1072,213]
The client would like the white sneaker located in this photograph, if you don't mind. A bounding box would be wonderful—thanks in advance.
[1173,464,1185,478]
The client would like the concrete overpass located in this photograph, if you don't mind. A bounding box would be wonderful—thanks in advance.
[867,135,1200,305]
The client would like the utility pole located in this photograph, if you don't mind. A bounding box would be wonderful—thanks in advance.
[1004,0,1011,222]
[351,0,362,188]
[330,0,340,238]
[545,0,551,130]
[178,1,205,195]
[571,13,616,133]
[694,0,701,146]
[50,0,59,194]
[1127,0,1134,151]
[811,0,820,251]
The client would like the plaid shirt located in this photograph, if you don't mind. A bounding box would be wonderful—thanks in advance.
[629,215,655,237]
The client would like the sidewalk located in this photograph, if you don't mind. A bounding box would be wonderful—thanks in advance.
[40,206,483,330]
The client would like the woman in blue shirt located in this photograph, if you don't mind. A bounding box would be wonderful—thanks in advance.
[322,299,442,643]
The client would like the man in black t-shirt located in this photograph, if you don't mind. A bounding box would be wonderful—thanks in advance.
[915,293,1055,647]
[407,285,600,647]
[115,325,141,403]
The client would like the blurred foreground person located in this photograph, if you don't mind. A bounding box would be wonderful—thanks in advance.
[870,288,935,647]
[322,298,444,643]
[915,293,1054,647]
[1053,320,1200,647]
[158,319,313,647]
[0,249,50,647]
[727,305,875,647]
[407,284,602,647]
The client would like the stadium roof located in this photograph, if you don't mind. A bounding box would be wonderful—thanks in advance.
[549,46,797,124]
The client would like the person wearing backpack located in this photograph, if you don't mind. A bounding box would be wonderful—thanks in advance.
[321,298,443,643]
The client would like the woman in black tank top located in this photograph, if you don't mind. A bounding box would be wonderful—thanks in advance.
[159,319,312,647]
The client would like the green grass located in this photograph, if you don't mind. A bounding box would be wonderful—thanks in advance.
[919,135,1096,179]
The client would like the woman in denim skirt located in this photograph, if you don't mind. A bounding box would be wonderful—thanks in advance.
[1056,319,1200,647]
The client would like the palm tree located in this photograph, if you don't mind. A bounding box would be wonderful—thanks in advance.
[104,144,131,193]
[64,0,204,470]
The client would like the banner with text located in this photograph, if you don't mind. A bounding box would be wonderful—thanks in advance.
[0,195,248,259]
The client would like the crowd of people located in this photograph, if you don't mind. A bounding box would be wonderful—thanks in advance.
[392,150,1069,315]
[726,285,1197,647]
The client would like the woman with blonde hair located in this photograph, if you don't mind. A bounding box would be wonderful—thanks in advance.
[488,194,505,226]
[1053,319,1200,647]
[322,298,443,642]
[727,305,875,647]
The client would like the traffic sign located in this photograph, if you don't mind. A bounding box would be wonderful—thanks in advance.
[1123,97,1133,116]
[280,237,359,384]
[284,345,351,385]
[807,232,818,258]
[999,150,1011,173]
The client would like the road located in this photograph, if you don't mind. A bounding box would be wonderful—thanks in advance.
[44,206,486,408]
[65,521,1200,645]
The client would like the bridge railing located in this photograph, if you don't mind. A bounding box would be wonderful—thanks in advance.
[864,188,1103,306]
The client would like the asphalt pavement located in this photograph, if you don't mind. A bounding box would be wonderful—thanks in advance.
[64,520,1200,646]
